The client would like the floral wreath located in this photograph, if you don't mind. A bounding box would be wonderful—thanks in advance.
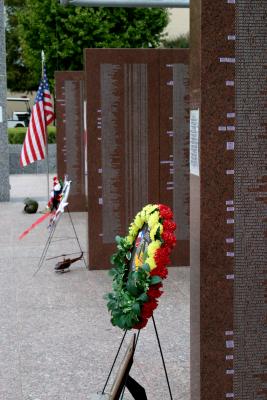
[106,204,176,330]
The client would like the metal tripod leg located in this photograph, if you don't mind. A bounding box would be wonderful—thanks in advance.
[33,222,57,277]
[66,206,87,269]
[101,330,128,395]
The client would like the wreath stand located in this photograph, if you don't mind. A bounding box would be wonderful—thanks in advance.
[33,206,87,276]
[100,315,173,400]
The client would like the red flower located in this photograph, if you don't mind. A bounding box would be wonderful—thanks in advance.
[147,283,163,299]
[134,318,148,330]
[130,204,177,330]
[150,265,168,279]
[158,204,173,220]
[162,231,176,248]
[141,299,158,319]
[163,220,177,233]
[154,247,171,268]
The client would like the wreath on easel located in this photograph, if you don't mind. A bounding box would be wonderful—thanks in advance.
[106,204,176,331]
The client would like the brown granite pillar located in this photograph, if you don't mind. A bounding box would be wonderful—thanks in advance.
[189,0,201,396]
[190,0,235,397]
[190,0,266,398]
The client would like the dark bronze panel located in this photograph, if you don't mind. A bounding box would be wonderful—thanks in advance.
[55,71,87,211]
[85,49,189,269]
[85,49,159,269]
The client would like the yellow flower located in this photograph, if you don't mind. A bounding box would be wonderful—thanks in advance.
[134,214,144,229]
[147,240,161,258]
[148,211,160,229]
[146,256,156,270]
[140,209,147,222]
[128,223,139,237]
[143,204,153,212]
[150,223,163,241]
[146,204,158,214]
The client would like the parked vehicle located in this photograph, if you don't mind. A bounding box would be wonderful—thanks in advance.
[7,97,31,128]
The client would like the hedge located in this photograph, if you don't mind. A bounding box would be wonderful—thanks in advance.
[8,126,56,144]
[162,33,189,49]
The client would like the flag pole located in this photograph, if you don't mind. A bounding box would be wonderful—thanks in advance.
[41,50,50,202]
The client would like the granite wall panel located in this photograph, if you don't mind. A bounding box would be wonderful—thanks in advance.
[9,144,56,174]
[85,49,189,269]
[234,2,267,398]
[55,71,87,211]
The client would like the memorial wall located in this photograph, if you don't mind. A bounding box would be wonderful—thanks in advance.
[85,49,189,269]
[55,71,87,211]
[190,0,266,399]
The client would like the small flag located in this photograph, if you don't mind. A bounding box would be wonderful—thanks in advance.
[20,65,54,167]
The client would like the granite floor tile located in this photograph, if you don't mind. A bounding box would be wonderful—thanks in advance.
[0,175,190,400]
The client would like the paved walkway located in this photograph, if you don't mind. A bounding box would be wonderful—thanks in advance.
[0,175,190,400]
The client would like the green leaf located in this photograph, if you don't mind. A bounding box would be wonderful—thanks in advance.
[132,302,141,315]
[150,275,162,285]
[155,226,161,240]
[126,279,140,296]
[126,251,132,260]
[115,235,122,244]
[137,293,149,303]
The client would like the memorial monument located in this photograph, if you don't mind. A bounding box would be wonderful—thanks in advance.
[190,0,266,399]
[85,48,189,269]
[55,71,87,211]
[0,0,10,201]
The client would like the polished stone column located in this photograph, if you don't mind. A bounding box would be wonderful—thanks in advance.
[190,0,266,398]
[0,0,10,201]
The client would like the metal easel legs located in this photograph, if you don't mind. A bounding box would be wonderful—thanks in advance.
[102,317,173,400]
[33,207,87,276]
[66,206,87,269]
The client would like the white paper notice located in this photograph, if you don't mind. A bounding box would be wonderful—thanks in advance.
[0,106,2,123]
[190,109,200,176]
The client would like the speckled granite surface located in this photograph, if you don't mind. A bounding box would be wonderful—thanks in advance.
[0,174,190,400]
[0,1,10,202]
[9,145,57,175]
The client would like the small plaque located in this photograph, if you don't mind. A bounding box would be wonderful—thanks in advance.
[190,109,200,176]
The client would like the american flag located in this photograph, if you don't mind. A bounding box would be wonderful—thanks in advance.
[20,66,55,167]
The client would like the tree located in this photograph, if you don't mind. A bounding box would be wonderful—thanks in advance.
[5,0,35,91]
[6,0,168,91]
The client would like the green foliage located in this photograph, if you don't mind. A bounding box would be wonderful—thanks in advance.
[47,126,56,143]
[106,235,161,330]
[8,126,56,144]
[162,33,189,49]
[6,0,168,91]
[5,0,33,91]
